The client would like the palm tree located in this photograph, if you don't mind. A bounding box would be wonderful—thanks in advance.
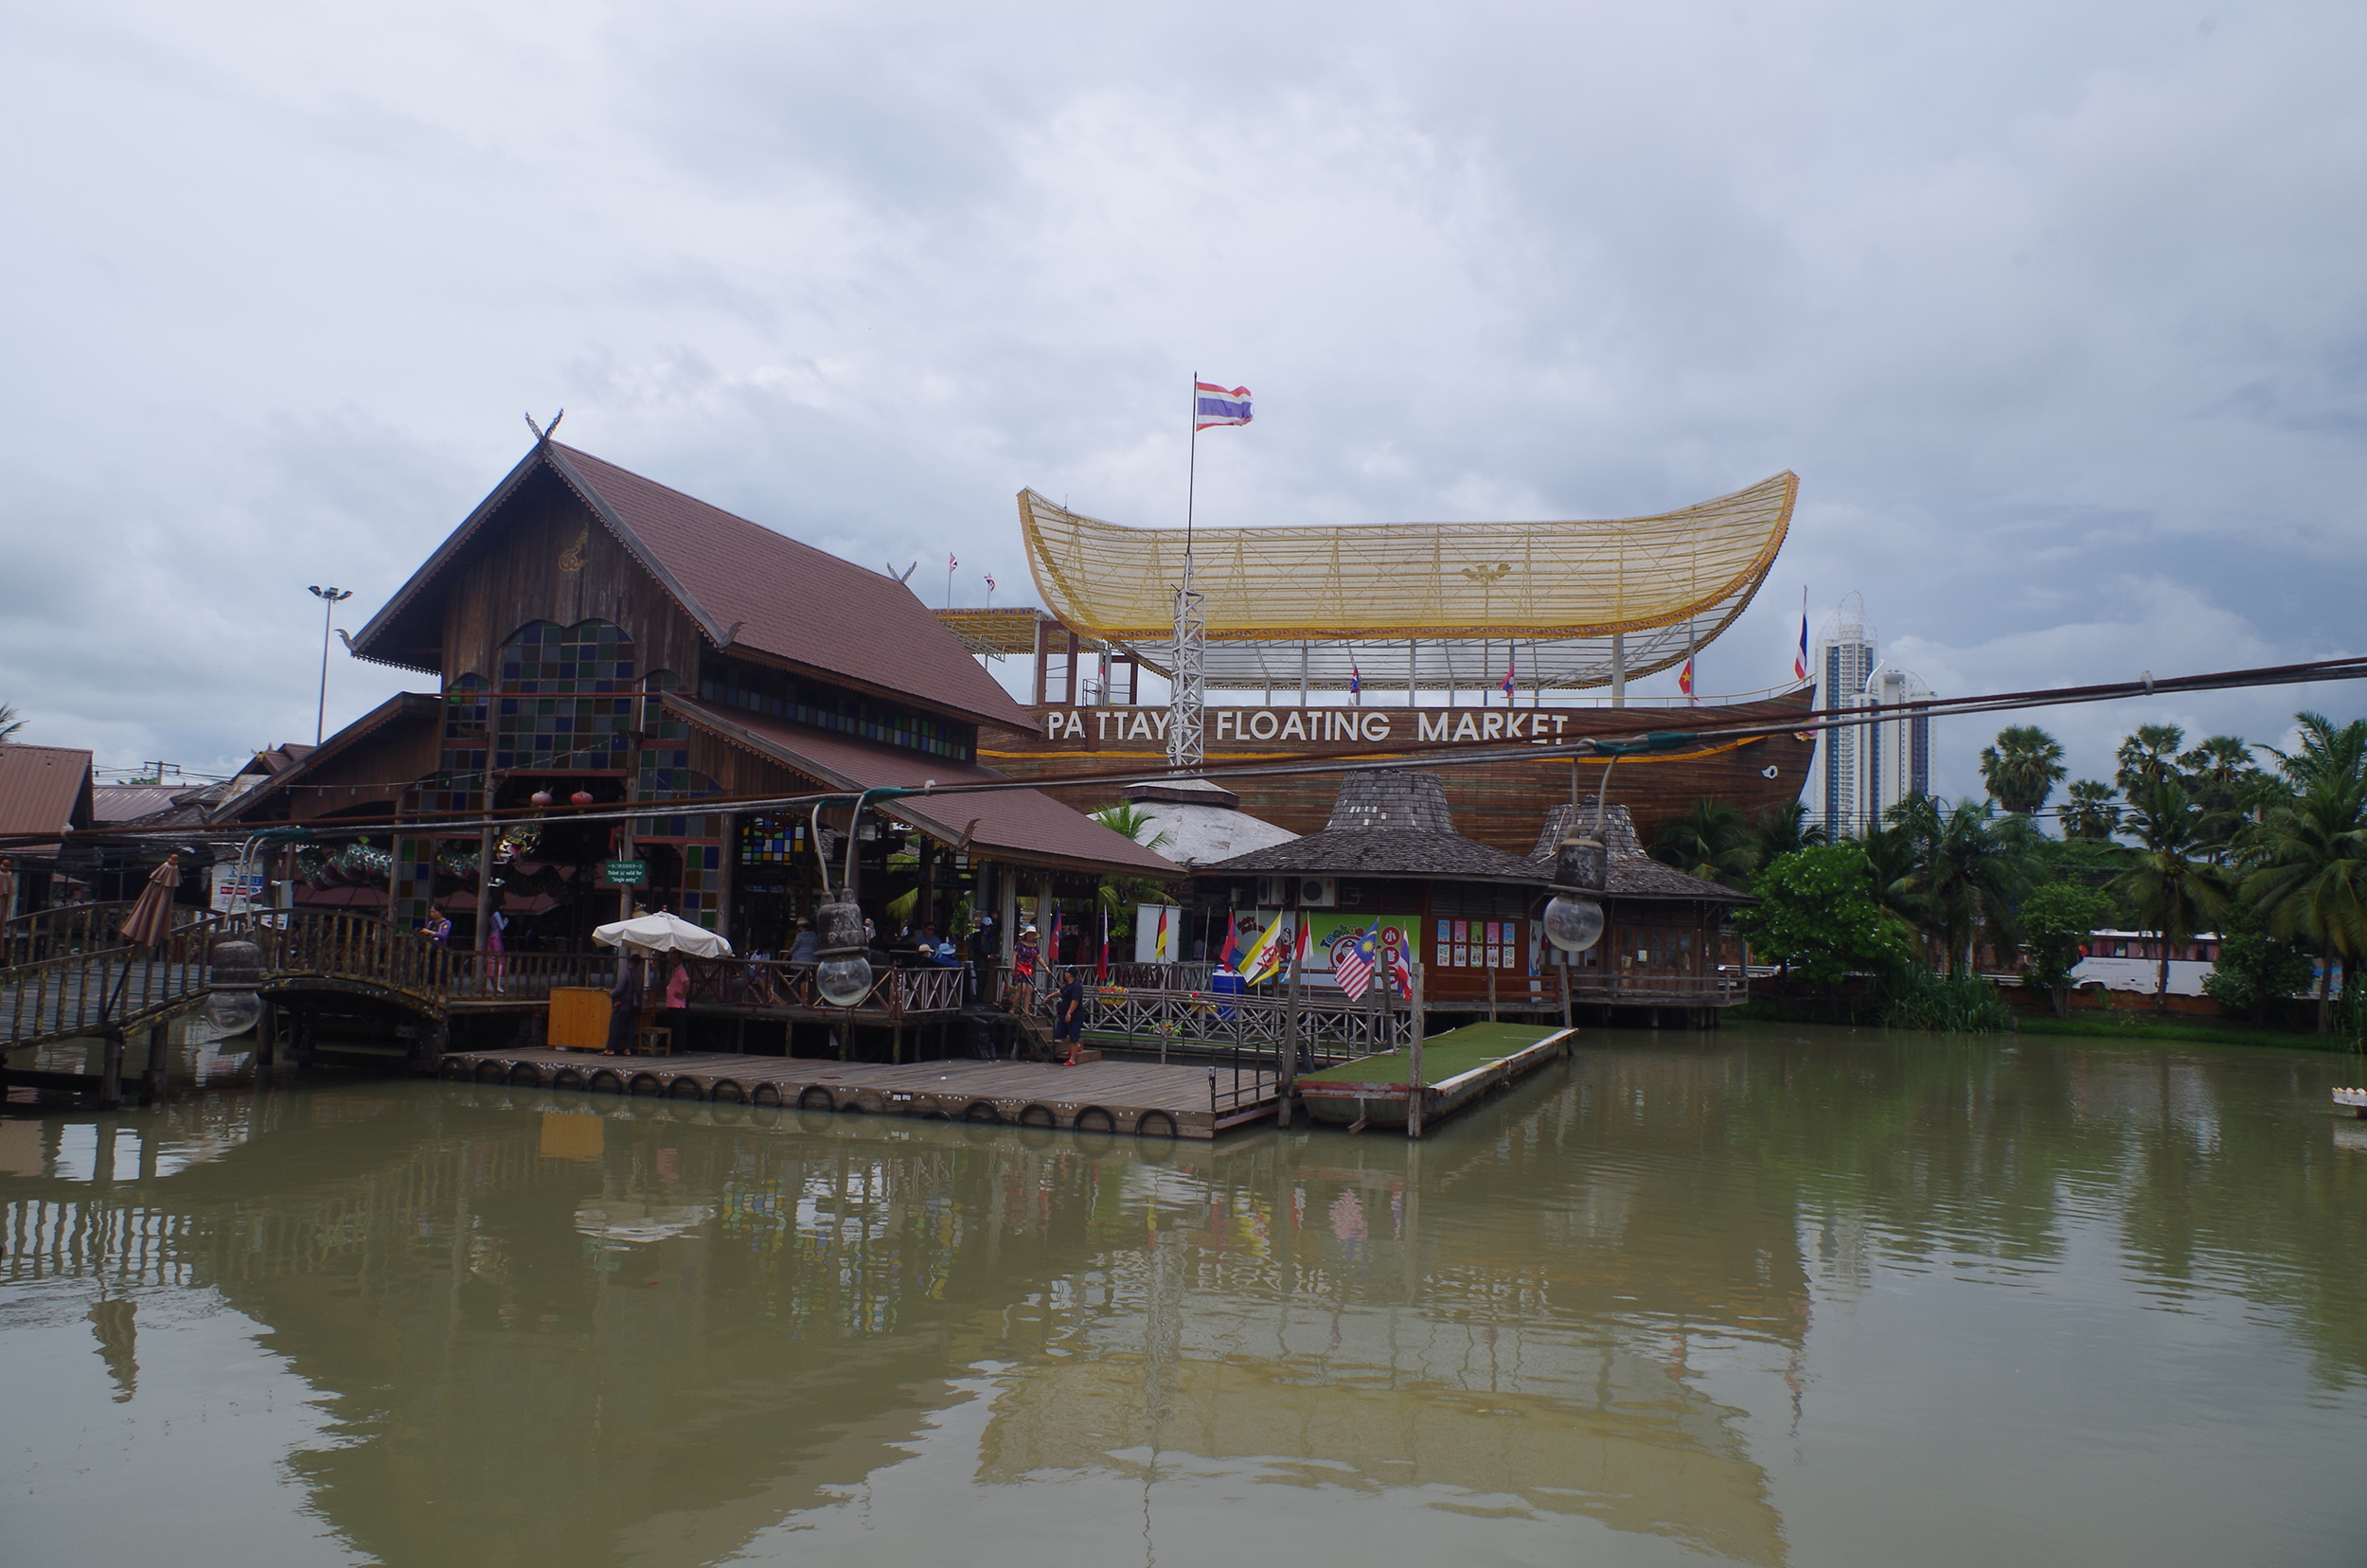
[1978,725,2067,813]
[1649,798,1759,889]
[2060,780,2122,843]
[2112,777,2232,1013]
[1890,796,2031,977]
[2115,723,2187,794]
[0,704,24,743]
[1751,799,1826,863]
[1090,802,1177,922]
[2260,712,2367,795]
[2242,737,2367,1032]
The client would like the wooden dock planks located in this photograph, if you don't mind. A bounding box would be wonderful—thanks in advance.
[436,1047,1279,1139]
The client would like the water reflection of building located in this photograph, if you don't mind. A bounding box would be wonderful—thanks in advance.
[0,1076,1820,1565]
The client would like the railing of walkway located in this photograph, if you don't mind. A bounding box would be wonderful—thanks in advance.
[251,913,454,1005]
[1,901,187,968]
[682,959,969,1018]
[0,918,218,1045]
[1079,984,1407,1061]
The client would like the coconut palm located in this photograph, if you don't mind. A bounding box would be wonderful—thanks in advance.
[0,704,24,742]
[2112,777,2232,1014]
[1750,799,1827,864]
[1650,798,1759,889]
[2114,723,2186,794]
[2241,727,2367,1032]
[1889,795,2032,977]
[1090,802,1177,919]
[1978,725,2067,813]
[2059,780,2122,843]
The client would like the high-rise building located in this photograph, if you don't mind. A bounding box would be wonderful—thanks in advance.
[1809,594,1934,836]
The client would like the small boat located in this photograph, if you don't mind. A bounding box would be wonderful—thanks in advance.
[1296,1023,1574,1134]
[2335,1087,2367,1118]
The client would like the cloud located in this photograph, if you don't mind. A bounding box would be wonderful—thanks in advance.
[0,0,2361,799]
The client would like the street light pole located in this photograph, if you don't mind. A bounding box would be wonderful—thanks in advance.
[308,586,352,744]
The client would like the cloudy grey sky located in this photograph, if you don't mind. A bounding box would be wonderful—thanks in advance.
[5,0,2362,802]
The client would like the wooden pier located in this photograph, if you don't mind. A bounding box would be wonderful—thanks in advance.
[436,1047,1283,1139]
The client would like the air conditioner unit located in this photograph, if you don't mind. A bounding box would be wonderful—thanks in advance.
[1255,877,1290,907]
[1297,878,1338,908]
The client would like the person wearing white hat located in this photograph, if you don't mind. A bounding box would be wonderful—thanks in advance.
[1009,923,1041,1016]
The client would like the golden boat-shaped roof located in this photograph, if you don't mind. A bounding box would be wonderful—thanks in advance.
[1018,472,1797,644]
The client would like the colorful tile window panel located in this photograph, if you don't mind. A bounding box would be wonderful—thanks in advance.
[491,620,641,771]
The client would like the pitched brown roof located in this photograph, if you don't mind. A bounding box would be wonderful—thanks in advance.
[1529,800,1753,902]
[1201,766,1539,882]
[670,698,1182,880]
[0,744,96,850]
[347,442,1033,732]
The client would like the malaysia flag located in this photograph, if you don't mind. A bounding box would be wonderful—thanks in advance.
[1334,920,1382,998]
[1194,382,1253,431]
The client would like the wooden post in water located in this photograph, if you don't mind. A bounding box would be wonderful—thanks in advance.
[98,1027,125,1112]
[1407,961,1426,1139]
[142,1022,168,1104]
[1278,943,1302,1128]
[1486,962,1497,1023]
[1560,957,1573,1032]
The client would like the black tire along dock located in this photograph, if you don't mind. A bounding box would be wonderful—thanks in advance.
[436,1048,1282,1139]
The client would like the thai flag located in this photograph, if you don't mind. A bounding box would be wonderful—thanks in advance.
[1500,658,1516,700]
[1794,594,1810,683]
[1334,920,1382,998]
[1195,382,1253,431]
[949,552,958,570]
[1348,661,1361,697]
[985,572,997,592]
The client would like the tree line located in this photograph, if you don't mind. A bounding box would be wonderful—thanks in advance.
[1646,712,2367,1034]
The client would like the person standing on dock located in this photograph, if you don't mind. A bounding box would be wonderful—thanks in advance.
[603,956,644,1055]
[658,960,691,1055]
[1010,924,1041,1017]
[1053,968,1087,1065]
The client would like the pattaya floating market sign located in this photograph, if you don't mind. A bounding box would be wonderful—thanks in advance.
[1026,704,1592,748]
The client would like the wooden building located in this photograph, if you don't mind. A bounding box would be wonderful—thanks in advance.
[1197,770,1750,1021]
[220,437,1178,951]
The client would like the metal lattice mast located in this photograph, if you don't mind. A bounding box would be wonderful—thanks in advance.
[1170,371,1206,770]
[1169,556,1205,769]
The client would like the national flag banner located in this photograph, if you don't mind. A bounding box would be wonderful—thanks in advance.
[949,552,958,570]
[1194,382,1253,431]
[985,572,997,592]
[1239,916,1290,985]
[1678,655,1696,701]
[1050,910,1063,965]
[1334,920,1382,998]
[1219,912,1244,971]
[1500,659,1516,700]
[1348,662,1362,696]
[1385,930,1414,1000]
[1154,905,1171,961]
[1096,911,1110,982]
[1794,591,1810,683]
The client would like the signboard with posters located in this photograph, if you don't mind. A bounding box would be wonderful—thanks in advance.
[209,864,268,915]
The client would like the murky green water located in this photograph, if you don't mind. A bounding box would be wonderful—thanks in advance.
[4,1025,2363,1567]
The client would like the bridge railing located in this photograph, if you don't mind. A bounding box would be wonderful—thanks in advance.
[1077,984,1404,1061]
[249,912,453,1004]
[1,918,218,1045]
[672,957,969,1018]
[0,901,204,970]
[444,950,619,1002]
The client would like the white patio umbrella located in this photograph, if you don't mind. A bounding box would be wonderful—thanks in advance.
[591,911,734,959]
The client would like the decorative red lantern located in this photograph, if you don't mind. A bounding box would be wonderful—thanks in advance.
[569,791,595,806]
[529,790,554,808]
